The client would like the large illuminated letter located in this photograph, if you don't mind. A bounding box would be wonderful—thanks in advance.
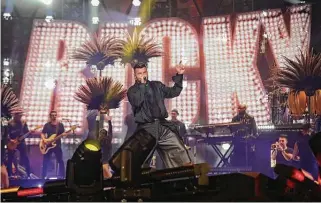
[203,5,310,125]
[20,21,129,133]
[141,18,201,125]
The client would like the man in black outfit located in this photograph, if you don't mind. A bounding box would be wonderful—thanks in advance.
[232,104,257,136]
[7,113,31,177]
[126,62,191,168]
[231,104,257,167]
[170,109,187,138]
[41,110,66,179]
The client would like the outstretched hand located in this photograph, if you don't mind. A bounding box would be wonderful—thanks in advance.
[175,63,185,74]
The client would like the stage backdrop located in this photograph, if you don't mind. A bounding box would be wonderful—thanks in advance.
[19,5,311,138]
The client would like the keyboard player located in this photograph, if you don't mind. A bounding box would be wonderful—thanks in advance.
[231,104,258,167]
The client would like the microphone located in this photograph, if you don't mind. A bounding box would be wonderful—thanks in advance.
[143,77,147,82]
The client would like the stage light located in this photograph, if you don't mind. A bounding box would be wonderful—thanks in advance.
[222,143,230,150]
[44,78,56,89]
[3,12,12,20]
[3,59,9,66]
[66,139,103,195]
[91,0,100,6]
[129,17,142,26]
[92,17,99,24]
[132,0,141,7]
[45,15,53,23]
[40,0,52,5]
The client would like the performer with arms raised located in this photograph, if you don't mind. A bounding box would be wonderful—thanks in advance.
[127,62,191,168]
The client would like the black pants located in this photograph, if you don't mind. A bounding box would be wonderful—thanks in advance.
[141,121,191,168]
[42,146,65,178]
[7,142,30,177]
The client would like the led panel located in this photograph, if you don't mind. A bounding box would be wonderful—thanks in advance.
[170,81,200,126]
[203,5,310,125]
[261,5,311,67]
[20,21,90,133]
[142,19,200,124]
[100,23,128,132]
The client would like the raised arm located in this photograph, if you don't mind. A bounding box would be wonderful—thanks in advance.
[161,74,183,99]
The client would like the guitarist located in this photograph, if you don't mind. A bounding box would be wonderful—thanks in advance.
[7,113,31,178]
[41,110,66,179]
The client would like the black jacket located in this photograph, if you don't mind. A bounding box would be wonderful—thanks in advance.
[232,112,257,135]
[127,74,183,134]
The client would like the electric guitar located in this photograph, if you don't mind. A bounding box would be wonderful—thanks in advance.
[39,125,78,154]
[7,125,42,151]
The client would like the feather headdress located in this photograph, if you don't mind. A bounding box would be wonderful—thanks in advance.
[71,33,123,70]
[120,28,162,67]
[74,77,127,111]
[270,50,321,95]
[1,85,23,119]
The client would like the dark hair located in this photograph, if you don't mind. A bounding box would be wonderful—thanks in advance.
[133,62,147,69]
[279,134,288,140]
[50,110,57,115]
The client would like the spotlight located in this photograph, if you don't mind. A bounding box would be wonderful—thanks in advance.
[129,17,142,26]
[39,0,52,5]
[66,139,103,195]
[3,12,12,20]
[45,16,53,23]
[44,78,56,90]
[132,0,141,7]
[222,143,230,150]
[92,17,99,24]
[3,58,10,66]
[91,0,100,6]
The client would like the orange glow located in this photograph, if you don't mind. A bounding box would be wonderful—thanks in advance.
[286,179,296,189]
[291,169,305,182]
[17,187,43,197]
[0,187,19,194]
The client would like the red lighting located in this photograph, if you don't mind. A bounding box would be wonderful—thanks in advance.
[291,169,305,182]
[17,187,43,197]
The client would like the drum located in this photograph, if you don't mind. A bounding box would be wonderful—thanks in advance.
[310,89,321,115]
[288,90,306,116]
